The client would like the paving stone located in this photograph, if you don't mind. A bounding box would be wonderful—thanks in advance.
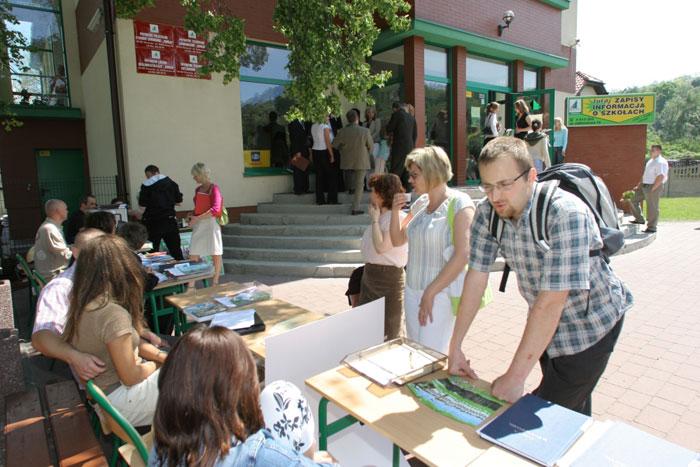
[635,405,680,433]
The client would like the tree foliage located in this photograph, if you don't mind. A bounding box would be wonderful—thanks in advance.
[274,0,411,123]
[115,0,155,18]
[624,75,700,159]
[0,0,30,130]
[180,0,246,84]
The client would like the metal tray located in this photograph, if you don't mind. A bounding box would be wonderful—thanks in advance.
[341,337,447,387]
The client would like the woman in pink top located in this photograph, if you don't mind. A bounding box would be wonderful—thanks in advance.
[188,162,223,284]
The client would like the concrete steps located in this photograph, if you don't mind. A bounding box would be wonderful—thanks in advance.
[222,192,654,279]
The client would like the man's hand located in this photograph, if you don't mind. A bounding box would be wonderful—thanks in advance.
[68,351,106,382]
[491,371,525,403]
[447,347,478,379]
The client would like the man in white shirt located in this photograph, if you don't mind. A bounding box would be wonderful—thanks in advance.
[33,199,72,279]
[630,145,669,233]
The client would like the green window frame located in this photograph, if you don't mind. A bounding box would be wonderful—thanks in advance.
[424,44,453,167]
[239,41,293,177]
[4,0,71,108]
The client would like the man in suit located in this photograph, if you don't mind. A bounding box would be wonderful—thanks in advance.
[288,119,312,195]
[333,110,373,215]
[386,102,417,190]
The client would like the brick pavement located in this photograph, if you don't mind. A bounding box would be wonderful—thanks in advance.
[227,221,700,451]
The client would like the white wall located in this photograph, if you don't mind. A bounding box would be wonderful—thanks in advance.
[115,19,292,211]
[81,41,118,179]
[555,90,575,120]
[561,0,578,47]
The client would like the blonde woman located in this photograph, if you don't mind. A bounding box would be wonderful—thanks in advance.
[514,99,532,139]
[553,117,568,164]
[188,162,223,285]
[389,146,475,353]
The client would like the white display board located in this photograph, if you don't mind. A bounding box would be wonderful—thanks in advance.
[265,298,410,467]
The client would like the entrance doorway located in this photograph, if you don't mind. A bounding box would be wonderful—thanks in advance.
[466,88,555,181]
[35,149,87,214]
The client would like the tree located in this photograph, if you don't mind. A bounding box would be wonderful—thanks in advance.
[273,0,411,123]
[0,0,31,130]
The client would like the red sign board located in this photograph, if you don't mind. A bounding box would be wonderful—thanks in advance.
[134,21,210,80]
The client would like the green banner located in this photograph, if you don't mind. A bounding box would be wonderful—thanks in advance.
[566,93,655,127]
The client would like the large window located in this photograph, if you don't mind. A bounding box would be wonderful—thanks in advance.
[424,46,450,154]
[370,45,404,80]
[4,0,69,106]
[368,82,403,134]
[466,56,509,89]
[524,68,538,91]
[240,44,292,170]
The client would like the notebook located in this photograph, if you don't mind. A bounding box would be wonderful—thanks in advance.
[477,394,592,466]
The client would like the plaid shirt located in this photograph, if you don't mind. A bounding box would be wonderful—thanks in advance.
[32,263,75,335]
[470,186,633,358]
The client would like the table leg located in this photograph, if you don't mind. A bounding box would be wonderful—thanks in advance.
[148,293,160,335]
[318,397,359,451]
[393,443,400,467]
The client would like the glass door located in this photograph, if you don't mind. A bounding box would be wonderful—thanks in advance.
[466,89,487,182]
[507,88,556,163]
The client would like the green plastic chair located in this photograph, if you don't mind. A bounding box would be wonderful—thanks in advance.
[15,254,43,332]
[85,380,149,467]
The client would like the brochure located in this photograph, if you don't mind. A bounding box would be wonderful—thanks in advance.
[477,394,592,467]
[209,309,256,331]
[183,302,227,322]
[408,376,504,427]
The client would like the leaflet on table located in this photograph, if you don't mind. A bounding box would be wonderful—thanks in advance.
[214,284,272,308]
[408,376,504,427]
[557,420,700,467]
[209,309,256,330]
[164,261,213,277]
[183,302,227,322]
[477,394,592,467]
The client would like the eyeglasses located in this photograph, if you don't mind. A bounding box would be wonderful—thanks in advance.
[408,171,421,180]
[478,169,530,194]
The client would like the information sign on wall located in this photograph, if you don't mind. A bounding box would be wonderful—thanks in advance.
[566,93,655,127]
[134,21,210,80]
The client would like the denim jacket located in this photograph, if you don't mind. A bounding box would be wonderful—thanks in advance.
[149,429,337,467]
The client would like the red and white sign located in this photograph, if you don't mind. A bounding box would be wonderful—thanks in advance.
[175,28,207,52]
[134,20,210,80]
[134,21,174,49]
[135,47,176,76]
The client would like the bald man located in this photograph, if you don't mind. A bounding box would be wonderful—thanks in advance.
[33,199,72,279]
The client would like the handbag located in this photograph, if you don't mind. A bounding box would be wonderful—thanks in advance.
[444,197,493,315]
[217,202,229,226]
[290,154,310,171]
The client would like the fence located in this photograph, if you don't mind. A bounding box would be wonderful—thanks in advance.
[664,159,700,198]
[0,175,120,257]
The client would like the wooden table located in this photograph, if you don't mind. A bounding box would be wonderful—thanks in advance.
[306,366,534,467]
[144,271,214,334]
[165,282,324,358]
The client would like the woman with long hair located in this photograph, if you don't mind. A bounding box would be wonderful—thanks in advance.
[513,99,532,139]
[150,326,336,467]
[188,162,223,285]
[483,102,500,145]
[63,235,163,427]
[359,173,409,340]
[390,146,476,353]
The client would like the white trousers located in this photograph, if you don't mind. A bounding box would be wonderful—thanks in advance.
[106,369,160,427]
[404,286,456,354]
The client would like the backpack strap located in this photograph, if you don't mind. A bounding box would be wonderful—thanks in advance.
[529,181,558,252]
[487,203,510,292]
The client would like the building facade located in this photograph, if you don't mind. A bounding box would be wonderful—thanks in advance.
[0,0,578,241]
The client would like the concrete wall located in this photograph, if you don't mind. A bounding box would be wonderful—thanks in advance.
[567,125,647,201]
[81,41,118,178]
[115,19,291,211]
[561,0,577,47]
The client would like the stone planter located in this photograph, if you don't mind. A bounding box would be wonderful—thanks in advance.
[0,328,25,397]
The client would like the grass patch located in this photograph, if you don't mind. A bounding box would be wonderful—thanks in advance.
[659,197,700,221]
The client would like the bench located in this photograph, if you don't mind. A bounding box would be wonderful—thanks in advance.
[4,380,107,467]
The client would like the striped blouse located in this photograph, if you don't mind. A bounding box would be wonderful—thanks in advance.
[406,189,475,290]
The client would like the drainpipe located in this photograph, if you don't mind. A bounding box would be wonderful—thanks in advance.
[103,0,128,200]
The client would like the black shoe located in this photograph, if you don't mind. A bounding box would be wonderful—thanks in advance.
[348,189,355,195]
[630,220,645,225]
[351,210,364,215]
[643,228,656,233]
[316,201,327,205]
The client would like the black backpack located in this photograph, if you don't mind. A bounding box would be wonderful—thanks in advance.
[490,163,625,292]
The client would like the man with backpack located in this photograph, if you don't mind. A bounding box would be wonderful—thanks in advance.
[448,137,633,416]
